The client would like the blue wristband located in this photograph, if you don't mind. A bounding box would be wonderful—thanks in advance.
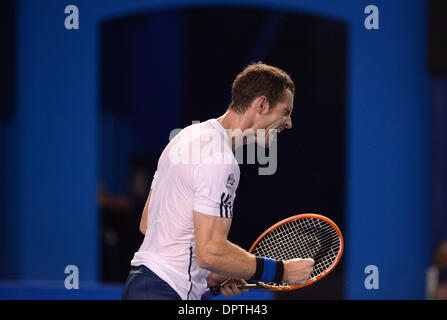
[259,257,277,283]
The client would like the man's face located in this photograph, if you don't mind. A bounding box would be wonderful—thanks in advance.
[253,89,294,148]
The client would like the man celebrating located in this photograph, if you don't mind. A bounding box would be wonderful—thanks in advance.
[122,62,314,300]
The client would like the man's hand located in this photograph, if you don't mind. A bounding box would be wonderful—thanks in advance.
[206,272,227,287]
[206,273,248,298]
[219,279,248,297]
[283,258,314,285]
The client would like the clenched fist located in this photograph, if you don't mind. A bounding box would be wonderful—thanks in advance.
[283,258,314,285]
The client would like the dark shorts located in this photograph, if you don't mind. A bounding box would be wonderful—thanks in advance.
[121,265,182,300]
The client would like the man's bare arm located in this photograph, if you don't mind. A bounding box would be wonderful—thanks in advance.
[193,210,314,284]
[193,210,256,279]
[139,189,152,235]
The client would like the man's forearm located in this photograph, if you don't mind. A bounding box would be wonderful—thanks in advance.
[198,240,256,280]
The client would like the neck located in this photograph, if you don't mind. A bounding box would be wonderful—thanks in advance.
[216,109,256,152]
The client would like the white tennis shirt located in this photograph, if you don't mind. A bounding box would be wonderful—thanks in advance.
[131,119,240,300]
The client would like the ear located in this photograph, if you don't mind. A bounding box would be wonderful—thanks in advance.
[256,96,269,114]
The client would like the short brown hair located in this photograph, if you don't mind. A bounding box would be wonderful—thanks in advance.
[228,62,295,114]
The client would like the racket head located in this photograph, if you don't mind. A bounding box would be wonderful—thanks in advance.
[248,213,343,291]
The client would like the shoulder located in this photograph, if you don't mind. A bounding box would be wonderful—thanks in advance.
[193,156,240,191]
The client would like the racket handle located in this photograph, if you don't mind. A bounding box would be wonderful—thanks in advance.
[238,283,258,289]
[201,278,232,300]
[201,287,219,300]
[201,283,258,300]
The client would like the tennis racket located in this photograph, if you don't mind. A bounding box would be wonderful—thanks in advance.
[201,213,343,300]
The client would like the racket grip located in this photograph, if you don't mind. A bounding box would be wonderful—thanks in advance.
[201,287,219,300]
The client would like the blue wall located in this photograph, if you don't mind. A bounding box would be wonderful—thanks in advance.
[343,1,431,299]
[0,0,430,299]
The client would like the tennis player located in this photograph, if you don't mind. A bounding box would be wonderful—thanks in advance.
[122,62,314,300]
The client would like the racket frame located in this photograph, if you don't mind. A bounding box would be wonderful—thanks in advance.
[247,213,344,291]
